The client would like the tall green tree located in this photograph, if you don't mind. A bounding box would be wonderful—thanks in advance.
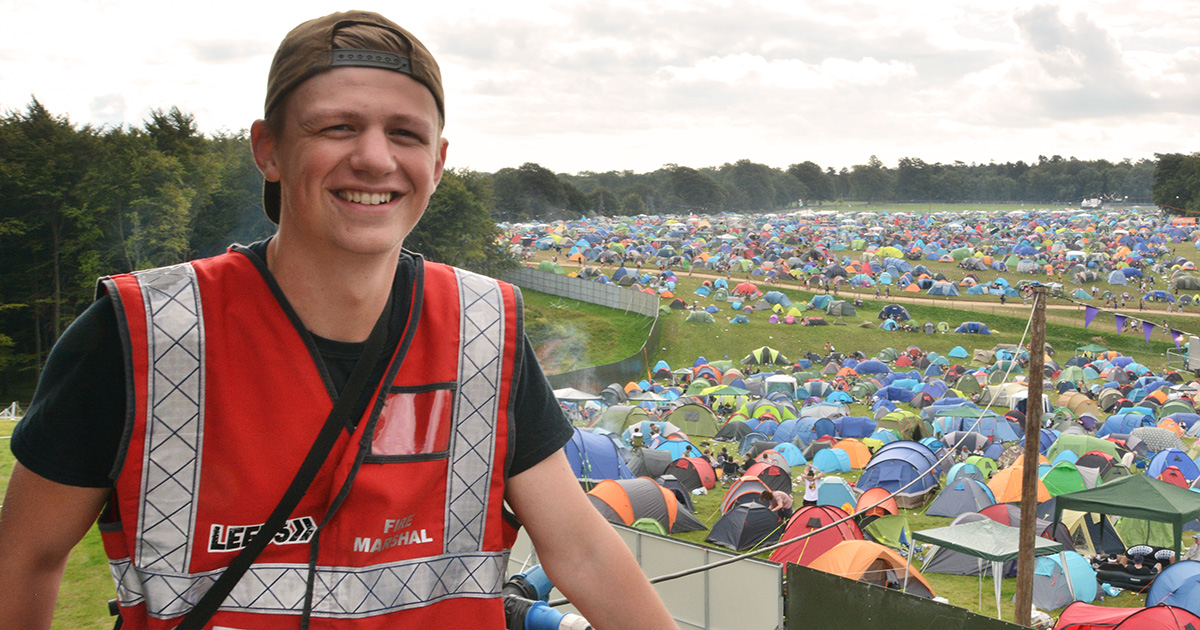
[407,168,513,276]
[1152,153,1200,214]
[785,161,833,205]
[849,156,892,203]
[667,166,726,213]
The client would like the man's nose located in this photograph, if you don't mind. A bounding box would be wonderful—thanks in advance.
[350,129,396,175]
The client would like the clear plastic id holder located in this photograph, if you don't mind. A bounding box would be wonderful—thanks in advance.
[370,386,455,457]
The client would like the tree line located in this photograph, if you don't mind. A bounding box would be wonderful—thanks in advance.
[0,98,1191,395]
[493,155,1160,221]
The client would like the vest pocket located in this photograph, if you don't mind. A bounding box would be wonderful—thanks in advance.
[366,383,456,462]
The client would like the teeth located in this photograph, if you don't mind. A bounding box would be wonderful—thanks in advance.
[340,190,392,205]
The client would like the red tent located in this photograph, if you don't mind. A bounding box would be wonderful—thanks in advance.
[1053,603,1200,630]
[768,505,862,567]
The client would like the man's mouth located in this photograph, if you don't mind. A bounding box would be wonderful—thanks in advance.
[337,190,395,205]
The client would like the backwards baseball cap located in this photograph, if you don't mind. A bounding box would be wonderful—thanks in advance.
[260,10,444,223]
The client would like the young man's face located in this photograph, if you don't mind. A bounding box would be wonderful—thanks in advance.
[253,66,447,259]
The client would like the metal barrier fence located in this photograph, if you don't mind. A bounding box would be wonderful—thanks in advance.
[503,267,661,391]
[509,525,785,630]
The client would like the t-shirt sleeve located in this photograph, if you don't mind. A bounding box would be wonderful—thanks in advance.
[10,296,125,488]
[506,335,573,478]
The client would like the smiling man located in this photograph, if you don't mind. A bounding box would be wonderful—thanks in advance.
[0,11,675,629]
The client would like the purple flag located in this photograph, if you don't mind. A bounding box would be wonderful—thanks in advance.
[1114,314,1126,333]
[1172,329,1185,348]
[1142,320,1154,344]
[1084,306,1098,329]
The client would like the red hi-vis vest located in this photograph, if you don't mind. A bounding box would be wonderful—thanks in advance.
[98,249,521,629]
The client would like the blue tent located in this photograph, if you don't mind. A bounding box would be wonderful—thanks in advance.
[927,281,959,296]
[564,428,634,481]
[855,359,890,374]
[1147,559,1200,616]
[774,442,807,467]
[1148,449,1200,482]
[655,439,702,460]
[948,346,969,358]
[816,477,857,509]
[856,441,941,507]
[812,448,852,473]
[836,416,878,438]
[954,321,993,334]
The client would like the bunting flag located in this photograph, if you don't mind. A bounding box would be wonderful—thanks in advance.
[1084,306,1098,329]
[1142,320,1155,344]
[1172,329,1186,348]
[1114,314,1126,333]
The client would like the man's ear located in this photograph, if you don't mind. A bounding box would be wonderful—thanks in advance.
[432,136,449,188]
[250,119,281,182]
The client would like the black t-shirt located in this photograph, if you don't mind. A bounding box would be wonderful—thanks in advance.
[12,242,572,488]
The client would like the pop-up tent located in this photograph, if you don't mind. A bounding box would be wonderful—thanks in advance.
[1053,474,1200,558]
[587,478,705,533]
[1053,603,1200,629]
[915,518,1063,618]
[706,502,784,552]
[564,428,634,482]
[1147,560,1200,617]
[809,540,936,598]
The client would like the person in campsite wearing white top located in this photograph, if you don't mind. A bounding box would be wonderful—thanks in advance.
[801,465,823,507]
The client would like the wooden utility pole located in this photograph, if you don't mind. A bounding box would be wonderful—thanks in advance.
[1015,285,1046,625]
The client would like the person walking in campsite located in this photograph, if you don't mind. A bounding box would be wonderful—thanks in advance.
[0,11,675,629]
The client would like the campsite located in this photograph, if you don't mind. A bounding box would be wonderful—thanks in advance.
[514,205,1200,628]
[6,204,1200,628]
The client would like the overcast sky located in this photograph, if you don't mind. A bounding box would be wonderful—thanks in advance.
[3,0,1197,174]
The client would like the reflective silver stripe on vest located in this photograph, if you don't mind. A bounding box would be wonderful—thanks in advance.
[109,551,507,619]
[134,263,205,573]
[446,270,505,554]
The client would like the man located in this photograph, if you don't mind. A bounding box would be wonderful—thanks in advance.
[760,489,793,520]
[1184,533,1200,562]
[0,11,675,629]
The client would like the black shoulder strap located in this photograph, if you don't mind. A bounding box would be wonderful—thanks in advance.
[176,301,394,629]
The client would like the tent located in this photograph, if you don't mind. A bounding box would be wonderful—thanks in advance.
[1029,551,1097,611]
[706,502,785,552]
[586,478,705,534]
[661,401,722,438]
[564,428,634,482]
[988,466,1051,503]
[856,441,942,508]
[663,457,717,493]
[624,448,672,478]
[809,540,936,598]
[925,478,996,518]
[1058,509,1125,557]
[769,505,863,567]
[721,476,773,513]
[862,514,912,551]
[1053,474,1200,558]
[915,519,1063,618]
[1053,603,1200,629]
[1147,560,1200,617]
[817,477,857,511]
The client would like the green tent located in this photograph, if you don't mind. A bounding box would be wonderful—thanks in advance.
[662,401,721,438]
[863,514,912,550]
[538,260,566,274]
[631,517,667,536]
[964,455,998,479]
[686,310,715,324]
[1053,474,1200,558]
[1040,461,1087,497]
[1047,434,1118,462]
[742,346,790,365]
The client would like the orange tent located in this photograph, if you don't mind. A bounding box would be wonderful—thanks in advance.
[1157,418,1184,437]
[903,284,921,293]
[587,478,679,531]
[809,540,936,597]
[854,487,898,518]
[833,439,872,469]
[987,466,1050,503]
